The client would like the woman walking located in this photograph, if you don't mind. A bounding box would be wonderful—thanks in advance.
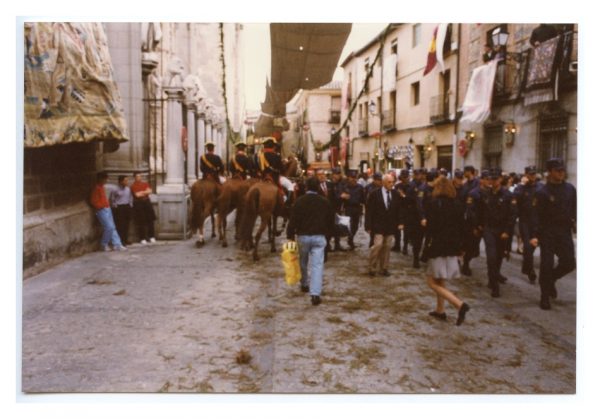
[424,176,470,325]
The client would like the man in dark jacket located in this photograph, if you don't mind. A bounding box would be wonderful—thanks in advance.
[530,158,576,310]
[514,165,543,283]
[229,141,253,179]
[200,142,224,183]
[338,170,365,250]
[286,176,334,306]
[365,174,403,276]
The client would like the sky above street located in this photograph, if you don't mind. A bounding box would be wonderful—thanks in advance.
[243,23,387,111]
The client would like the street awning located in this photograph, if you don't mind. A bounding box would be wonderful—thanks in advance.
[24,22,129,148]
[270,23,352,91]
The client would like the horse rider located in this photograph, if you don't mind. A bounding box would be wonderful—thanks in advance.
[200,141,224,184]
[257,136,285,205]
[229,140,253,180]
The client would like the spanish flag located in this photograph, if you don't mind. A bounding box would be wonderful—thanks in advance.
[423,24,448,76]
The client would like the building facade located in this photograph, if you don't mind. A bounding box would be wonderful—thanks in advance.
[456,23,577,186]
[341,23,460,174]
[284,81,342,171]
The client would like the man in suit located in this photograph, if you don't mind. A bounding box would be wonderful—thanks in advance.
[365,174,404,277]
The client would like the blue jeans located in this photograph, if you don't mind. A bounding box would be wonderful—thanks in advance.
[96,207,123,248]
[298,235,327,296]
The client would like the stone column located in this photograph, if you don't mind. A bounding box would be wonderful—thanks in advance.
[186,102,197,185]
[196,112,206,179]
[156,85,189,239]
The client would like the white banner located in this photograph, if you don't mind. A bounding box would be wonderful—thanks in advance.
[383,54,398,92]
[460,60,498,126]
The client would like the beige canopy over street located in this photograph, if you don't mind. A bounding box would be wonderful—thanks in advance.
[254,23,352,138]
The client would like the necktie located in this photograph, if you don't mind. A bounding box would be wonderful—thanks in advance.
[386,190,391,209]
[322,183,327,194]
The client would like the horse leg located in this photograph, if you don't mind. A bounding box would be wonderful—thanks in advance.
[253,217,268,262]
[210,212,217,238]
[196,214,206,247]
[217,212,228,248]
[270,215,277,253]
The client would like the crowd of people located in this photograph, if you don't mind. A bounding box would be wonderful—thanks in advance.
[89,135,576,321]
[286,158,576,320]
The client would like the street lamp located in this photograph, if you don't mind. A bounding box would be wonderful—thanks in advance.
[491,26,523,63]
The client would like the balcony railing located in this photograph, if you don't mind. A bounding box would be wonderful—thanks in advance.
[329,110,341,124]
[429,93,451,124]
[358,118,368,137]
[382,109,396,131]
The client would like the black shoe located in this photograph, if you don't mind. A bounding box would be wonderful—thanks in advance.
[461,265,472,276]
[311,295,321,306]
[498,274,508,284]
[540,297,551,310]
[413,260,421,269]
[456,303,470,326]
[300,285,309,293]
[528,270,537,283]
[380,270,391,277]
[491,287,500,298]
[429,311,447,321]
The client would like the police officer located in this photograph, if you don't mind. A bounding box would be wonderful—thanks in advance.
[530,158,576,310]
[461,166,482,276]
[393,169,411,254]
[200,141,224,183]
[338,169,365,250]
[418,168,438,263]
[229,140,253,179]
[476,168,516,298]
[513,165,543,283]
[257,137,283,185]
[406,168,426,268]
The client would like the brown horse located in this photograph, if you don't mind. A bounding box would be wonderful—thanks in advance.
[190,178,221,247]
[240,180,280,261]
[216,177,258,247]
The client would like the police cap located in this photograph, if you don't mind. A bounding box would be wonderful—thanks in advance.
[480,169,490,179]
[464,165,476,174]
[262,137,276,145]
[454,169,464,179]
[400,169,410,177]
[205,141,215,148]
[372,172,383,180]
[234,140,246,148]
[347,169,358,178]
[524,165,537,174]
[546,157,565,171]
[488,168,502,179]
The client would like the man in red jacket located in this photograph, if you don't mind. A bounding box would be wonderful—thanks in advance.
[90,172,126,251]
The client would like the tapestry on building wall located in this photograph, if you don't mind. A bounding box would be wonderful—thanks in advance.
[523,35,562,106]
[24,22,129,148]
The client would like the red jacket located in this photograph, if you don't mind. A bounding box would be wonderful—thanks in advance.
[90,184,109,210]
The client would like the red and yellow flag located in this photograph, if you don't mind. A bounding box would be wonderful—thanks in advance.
[423,25,439,76]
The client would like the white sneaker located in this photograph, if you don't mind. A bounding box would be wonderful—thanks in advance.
[141,239,148,245]
[101,246,111,252]
[149,237,156,243]
[115,245,128,251]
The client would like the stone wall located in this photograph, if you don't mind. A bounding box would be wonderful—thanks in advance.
[23,142,100,277]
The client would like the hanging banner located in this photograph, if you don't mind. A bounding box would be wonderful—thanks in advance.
[460,60,498,126]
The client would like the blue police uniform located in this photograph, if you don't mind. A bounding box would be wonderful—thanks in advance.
[514,178,543,281]
[532,174,576,309]
[229,151,253,179]
[476,182,515,297]
[462,175,483,275]
[394,179,411,253]
[405,176,425,268]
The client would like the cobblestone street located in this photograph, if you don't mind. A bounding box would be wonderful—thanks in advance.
[21,217,576,394]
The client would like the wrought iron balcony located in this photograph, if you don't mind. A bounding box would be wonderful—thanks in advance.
[382,109,396,131]
[429,93,451,124]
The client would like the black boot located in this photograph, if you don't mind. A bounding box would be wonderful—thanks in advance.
[540,295,551,310]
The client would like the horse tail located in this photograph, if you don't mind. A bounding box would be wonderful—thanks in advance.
[241,186,260,241]
[190,182,204,231]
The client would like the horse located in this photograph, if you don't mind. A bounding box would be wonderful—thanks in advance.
[239,180,280,261]
[216,177,258,248]
[190,178,221,247]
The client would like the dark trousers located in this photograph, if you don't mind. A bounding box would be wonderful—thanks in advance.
[133,200,156,241]
[463,231,481,267]
[482,228,506,290]
[539,228,576,298]
[113,205,131,244]
[519,220,536,274]
[408,223,425,263]
[348,212,360,246]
